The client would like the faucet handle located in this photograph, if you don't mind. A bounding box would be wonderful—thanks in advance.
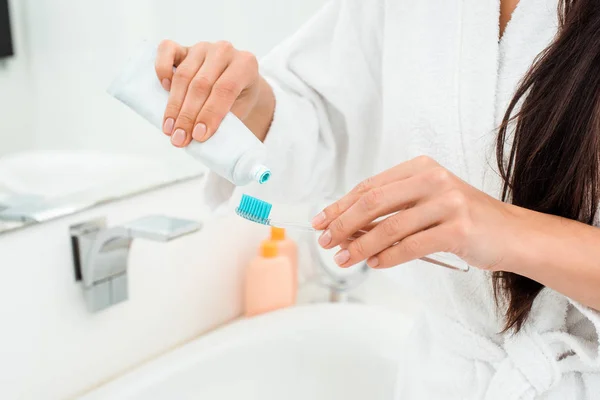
[123,215,202,242]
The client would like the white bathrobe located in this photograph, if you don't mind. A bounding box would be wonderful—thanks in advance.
[205,0,600,398]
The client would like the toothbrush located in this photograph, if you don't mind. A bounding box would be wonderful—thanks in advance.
[235,194,470,272]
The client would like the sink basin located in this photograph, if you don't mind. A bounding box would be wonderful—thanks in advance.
[79,303,414,400]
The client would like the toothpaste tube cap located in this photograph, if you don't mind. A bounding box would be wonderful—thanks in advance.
[251,165,271,184]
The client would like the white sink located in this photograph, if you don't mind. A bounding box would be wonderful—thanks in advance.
[79,303,414,400]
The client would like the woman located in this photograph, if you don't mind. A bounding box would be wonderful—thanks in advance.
[155,0,600,398]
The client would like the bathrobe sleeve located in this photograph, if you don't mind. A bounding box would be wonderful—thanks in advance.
[204,0,385,208]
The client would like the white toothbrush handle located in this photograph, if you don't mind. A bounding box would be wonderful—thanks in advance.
[268,221,318,232]
[270,221,469,272]
[269,221,370,235]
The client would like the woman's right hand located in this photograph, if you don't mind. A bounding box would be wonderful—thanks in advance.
[155,40,274,147]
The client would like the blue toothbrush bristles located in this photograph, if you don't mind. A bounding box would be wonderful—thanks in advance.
[236,194,273,225]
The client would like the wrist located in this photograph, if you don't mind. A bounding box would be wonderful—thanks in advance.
[492,204,545,275]
[243,76,275,142]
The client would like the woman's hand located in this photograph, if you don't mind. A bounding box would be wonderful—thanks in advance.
[311,156,524,270]
[155,40,274,147]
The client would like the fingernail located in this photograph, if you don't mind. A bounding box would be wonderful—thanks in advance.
[192,123,207,141]
[161,78,171,91]
[318,230,331,247]
[367,256,379,268]
[171,129,186,146]
[334,250,350,266]
[163,118,174,135]
[311,211,326,227]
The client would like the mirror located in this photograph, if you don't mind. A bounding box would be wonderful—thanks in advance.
[0,0,327,234]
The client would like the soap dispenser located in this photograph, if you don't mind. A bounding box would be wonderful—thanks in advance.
[244,241,295,317]
[269,227,298,289]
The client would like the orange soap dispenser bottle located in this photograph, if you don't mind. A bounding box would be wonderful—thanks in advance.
[269,227,298,290]
[244,241,295,317]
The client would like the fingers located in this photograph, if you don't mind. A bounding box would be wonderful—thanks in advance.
[319,176,431,249]
[339,221,379,250]
[170,43,234,147]
[155,40,188,92]
[339,240,352,250]
[366,224,457,269]
[350,221,379,238]
[162,44,207,142]
[156,39,262,148]
[331,198,448,268]
[193,51,257,142]
[312,156,440,230]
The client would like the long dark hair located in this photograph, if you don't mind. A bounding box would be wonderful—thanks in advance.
[495,0,600,332]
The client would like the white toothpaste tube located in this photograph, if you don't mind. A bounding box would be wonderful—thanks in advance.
[108,42,271,186]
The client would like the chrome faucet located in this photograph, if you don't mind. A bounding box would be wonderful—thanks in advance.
[70,215,201,312]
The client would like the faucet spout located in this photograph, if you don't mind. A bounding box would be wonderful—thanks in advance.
[70,215,201,312]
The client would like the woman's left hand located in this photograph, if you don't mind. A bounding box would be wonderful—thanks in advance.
[311,156,524,270]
